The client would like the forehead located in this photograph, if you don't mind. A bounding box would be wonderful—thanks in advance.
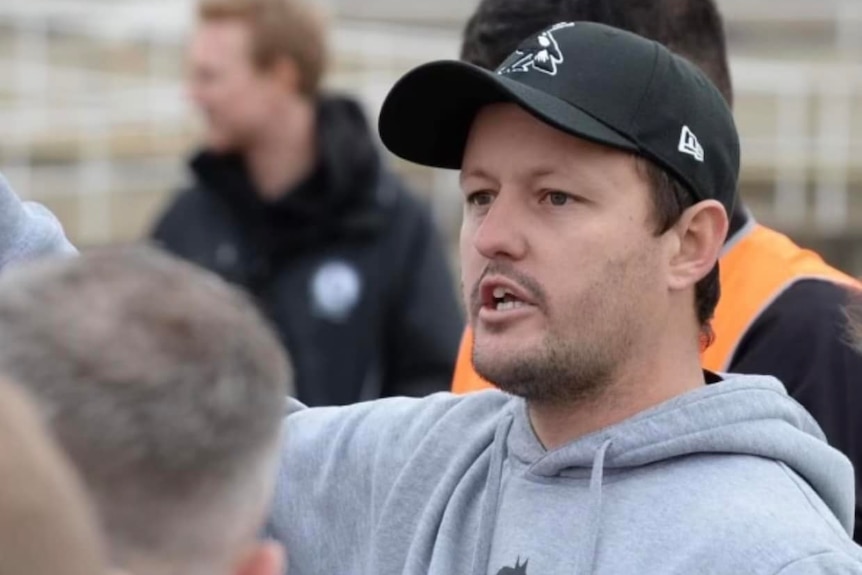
[461,103,640,184]
[190,18,252,59]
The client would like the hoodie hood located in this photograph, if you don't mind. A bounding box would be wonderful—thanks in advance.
[505,376,854,530]
[190,94,387,248]
[464,376,857,575]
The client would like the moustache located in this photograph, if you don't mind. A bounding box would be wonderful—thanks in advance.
[469,262,548,315]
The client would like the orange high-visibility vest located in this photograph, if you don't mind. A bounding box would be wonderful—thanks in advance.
[452,222,859,394]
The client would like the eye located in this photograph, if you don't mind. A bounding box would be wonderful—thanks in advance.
[541,190,575,206]
[466,191,494,207]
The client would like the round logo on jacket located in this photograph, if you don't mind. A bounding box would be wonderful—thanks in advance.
[310,260,362,322]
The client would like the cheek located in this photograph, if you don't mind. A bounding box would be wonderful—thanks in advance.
[213,89,269,130]
[459,223,481,300]
[196,84,239,121]
[546,231,655,308]
[600,234,667,309]
[246,85,284,117]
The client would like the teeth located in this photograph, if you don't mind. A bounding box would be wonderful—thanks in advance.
[496,300,526,311]
[493,286,507,299]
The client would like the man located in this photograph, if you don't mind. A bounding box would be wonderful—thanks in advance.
[453,0,862,542]
[0,246,291,575]
[267,23,862,573]
[151,0,462,406]
[451,1,862,541]
[0,378,106,575]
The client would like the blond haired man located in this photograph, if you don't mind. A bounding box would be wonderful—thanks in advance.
[152,0,462,407]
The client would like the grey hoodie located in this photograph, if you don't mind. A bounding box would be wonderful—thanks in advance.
[0,173,76,267]
[267,375,862,574]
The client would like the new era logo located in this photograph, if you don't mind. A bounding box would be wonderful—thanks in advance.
[678,126,704,162]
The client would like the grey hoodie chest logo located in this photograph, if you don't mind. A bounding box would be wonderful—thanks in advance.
[497,558,528,575]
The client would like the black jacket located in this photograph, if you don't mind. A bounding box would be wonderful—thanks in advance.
[151,96,463,406]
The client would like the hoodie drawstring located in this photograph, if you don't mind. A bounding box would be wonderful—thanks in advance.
[577,438,613,574]
[471,420,611,575]
[470,414,514,575]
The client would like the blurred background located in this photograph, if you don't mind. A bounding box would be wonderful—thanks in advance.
[3,0,862,271]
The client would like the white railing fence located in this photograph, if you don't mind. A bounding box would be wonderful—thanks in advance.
[0,1,861,244]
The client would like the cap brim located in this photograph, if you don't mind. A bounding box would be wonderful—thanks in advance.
[379,60,638,170]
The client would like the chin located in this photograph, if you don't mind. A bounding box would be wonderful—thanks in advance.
[473,335,537,376]
[203,131,241,154]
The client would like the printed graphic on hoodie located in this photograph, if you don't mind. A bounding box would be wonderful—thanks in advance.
[496,558,529,574]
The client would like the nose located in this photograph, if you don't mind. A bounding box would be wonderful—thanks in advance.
[472,192,528,261]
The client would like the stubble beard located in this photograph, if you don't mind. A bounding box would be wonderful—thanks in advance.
[472,330,620,407]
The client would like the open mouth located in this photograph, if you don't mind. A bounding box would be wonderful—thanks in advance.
[491,286,529,311]
[479,277,536,313]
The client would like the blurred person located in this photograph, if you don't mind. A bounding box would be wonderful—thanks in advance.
[266,23,862,573]
[0,377,106,575]
[151,0,463,406]
[0,245,291,575]
[453,0,862,542]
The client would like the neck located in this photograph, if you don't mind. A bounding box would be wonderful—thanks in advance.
[528,321,706,450]
[245,98,317,201]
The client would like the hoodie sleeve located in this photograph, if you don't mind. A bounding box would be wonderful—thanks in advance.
[264,392,501,575]
[775,551,862,574]
[0,173,76,269]
[381,188,463,397]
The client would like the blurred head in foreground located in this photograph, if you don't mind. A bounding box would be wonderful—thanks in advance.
[0,245,292,575]
[0,377,106,575]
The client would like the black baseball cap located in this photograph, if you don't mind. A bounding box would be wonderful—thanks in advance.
[378,21,740,215]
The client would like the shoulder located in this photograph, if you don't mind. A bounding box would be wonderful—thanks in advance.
[151,184,228,244]
[365,171,445,267]
[279,391,514,489]
[283,390,513,457]
[768,279,855,323]
[731,279,859,374]
[656,453,861,573]
[159,184,216,218]
[376,171,434,223]
[273,391,514,527]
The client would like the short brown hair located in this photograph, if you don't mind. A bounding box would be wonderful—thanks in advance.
[199,0,328,96]
[640,159,720,347]
[0,245,291,573]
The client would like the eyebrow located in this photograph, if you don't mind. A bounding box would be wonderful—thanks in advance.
[460,166,559,186]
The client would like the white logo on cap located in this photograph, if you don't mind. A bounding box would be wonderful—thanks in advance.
[497,22,576,77]
[678,125,704,162]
